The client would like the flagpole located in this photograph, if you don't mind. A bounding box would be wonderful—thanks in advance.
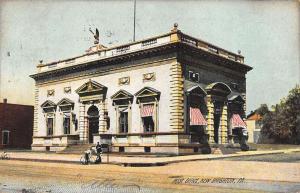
[133,0,136,42]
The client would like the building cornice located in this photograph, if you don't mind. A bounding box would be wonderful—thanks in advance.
[31,41,251,82]
[30,43,178,81]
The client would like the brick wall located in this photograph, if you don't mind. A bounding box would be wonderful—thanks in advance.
[0,102,33,149]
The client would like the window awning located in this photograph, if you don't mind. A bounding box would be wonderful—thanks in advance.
[141,104,154,117]
[190,107,207,126]
[231,114,247,129]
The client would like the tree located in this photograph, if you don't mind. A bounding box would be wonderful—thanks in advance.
[259,85,300,144]
[256,104,269,116]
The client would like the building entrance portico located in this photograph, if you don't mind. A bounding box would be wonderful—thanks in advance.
[76,79,108,144]
[206,82,231,144]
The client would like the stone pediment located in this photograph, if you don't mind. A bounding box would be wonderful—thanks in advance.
[135,87,160,98]
[187,85,207,96]
[41,100,56,109]
[75,79,107,96]
[76,80,107,102]
[228,94,245,103]
[111,90,133,101]
[57,98,74,106]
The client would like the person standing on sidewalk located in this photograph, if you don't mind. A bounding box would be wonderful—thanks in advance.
[95,142,102,164]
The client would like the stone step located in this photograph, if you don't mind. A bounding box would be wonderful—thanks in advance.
[58,144,95,154]
[212,148,223,155]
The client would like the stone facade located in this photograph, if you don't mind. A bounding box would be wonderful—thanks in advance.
[30,25,252,154]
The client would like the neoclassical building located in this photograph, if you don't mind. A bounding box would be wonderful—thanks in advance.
[30,24,252,154]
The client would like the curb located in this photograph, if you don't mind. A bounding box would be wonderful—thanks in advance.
[3,150,294,167]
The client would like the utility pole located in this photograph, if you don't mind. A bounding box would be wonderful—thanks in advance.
[133,0,136,42]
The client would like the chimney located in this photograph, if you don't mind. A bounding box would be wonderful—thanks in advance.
[3,98,7,104]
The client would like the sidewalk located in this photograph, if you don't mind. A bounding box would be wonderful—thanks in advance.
[2,148,300,166]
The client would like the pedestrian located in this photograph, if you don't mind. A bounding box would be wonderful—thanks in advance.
[84,147,93,165]
[96,142,102,154]
[95,142,102,164]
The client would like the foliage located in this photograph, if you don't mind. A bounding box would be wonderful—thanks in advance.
[258,84,300,144]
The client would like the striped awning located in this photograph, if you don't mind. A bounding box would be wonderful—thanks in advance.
[231,114,247,129]
[141,104,154,117]
[190,107,207,126]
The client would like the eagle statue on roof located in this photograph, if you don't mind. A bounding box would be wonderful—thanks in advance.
[89,28,99,44]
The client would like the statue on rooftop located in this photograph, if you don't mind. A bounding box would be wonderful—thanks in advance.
[89,28,99,44]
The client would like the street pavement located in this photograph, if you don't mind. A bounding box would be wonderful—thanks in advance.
[2,148,300,166]
[0,159,299,193]
[0,149,299,192]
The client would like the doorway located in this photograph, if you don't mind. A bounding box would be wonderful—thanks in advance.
[87,105,99,143]
[213,102,222,144]
[213,113,220,143]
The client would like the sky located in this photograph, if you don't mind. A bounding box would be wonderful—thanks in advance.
[0,0,299,114]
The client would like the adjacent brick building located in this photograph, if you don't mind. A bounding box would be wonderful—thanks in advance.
[0,99,33,149]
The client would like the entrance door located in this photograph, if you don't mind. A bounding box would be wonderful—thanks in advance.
[214,102,222,144]
[87,105,99,143]
[88,117,99,143]
[213,114,220,143]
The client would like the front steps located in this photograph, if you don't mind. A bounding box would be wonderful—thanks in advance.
[58,144,94,154]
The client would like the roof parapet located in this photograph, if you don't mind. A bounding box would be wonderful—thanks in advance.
[35,24,246,73]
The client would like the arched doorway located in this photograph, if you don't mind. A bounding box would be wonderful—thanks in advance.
[87,105,99,143]
[186,85,208,143]
[206,82,232,144]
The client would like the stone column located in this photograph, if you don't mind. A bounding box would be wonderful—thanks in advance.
[242,93,246,117]
[79,103,87,143]
[33,87,39,136]
[98,101,106,133]
[206,95,215,143]
[220,104,228,144]
[227,110,234,144]
[57,112,64,135]
[169,62,184,132]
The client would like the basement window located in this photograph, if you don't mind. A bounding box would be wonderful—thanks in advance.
[119,147,125,152]
[144,147,151,153]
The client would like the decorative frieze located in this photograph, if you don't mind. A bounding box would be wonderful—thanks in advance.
[47,89,55,97]
[116,46,130,54]
[142,38,157,47]
[118,76,130,85]
[64,87,71,94]
[143,72,156,82]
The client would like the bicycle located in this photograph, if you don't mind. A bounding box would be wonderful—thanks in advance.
[0,152,10,160]
[94,152,102,164]
[80,152,95,165]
